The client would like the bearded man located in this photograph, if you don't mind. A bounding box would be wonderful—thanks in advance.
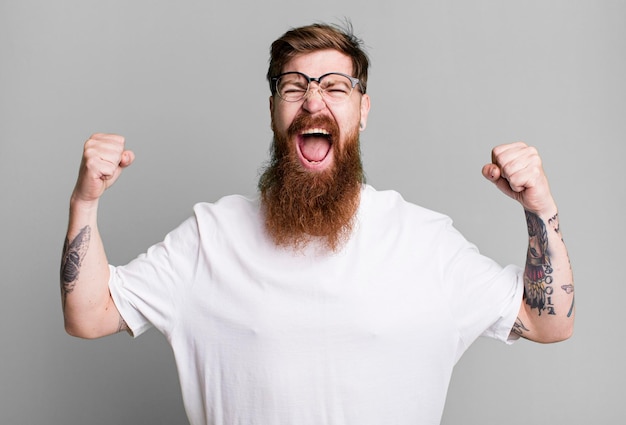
[61,22,574,425]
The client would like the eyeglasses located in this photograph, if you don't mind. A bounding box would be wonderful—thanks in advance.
[271,72,361,104]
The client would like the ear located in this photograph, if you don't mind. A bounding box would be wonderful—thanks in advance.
[269,95,276,130]
[359,94,371,131]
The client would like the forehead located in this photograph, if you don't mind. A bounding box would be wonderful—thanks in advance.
[282,49,354,77]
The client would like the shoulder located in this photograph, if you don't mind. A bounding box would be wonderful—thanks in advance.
[192,194,260,221]
[360,184,451,226]
[358,184,474,253]
[190,194,263,240]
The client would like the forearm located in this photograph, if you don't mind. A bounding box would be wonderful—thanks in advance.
[483,142,574,342]
[60,133,134,338]
[515,208,575,342]
[61,198,119,338]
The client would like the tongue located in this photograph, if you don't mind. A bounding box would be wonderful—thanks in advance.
[300,137,331,162]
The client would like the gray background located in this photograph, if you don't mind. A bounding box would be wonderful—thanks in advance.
[1,0,624,424]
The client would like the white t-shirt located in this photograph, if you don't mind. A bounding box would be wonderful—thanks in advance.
[109,185,523,425]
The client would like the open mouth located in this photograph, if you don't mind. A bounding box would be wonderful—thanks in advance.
[298,128,333,165]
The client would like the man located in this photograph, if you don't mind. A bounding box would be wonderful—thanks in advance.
[61,22,574,425]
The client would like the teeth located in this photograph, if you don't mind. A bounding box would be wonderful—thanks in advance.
[302,128,330,135]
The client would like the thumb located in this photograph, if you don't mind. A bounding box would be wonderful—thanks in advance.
[482,163,517,200]
[482,163,500,182]
[119,150,135,168]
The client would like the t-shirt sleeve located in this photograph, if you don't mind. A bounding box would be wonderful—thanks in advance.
[108,214,201,338]
[438,220,524,348]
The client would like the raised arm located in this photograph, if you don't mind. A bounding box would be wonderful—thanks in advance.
[482,142,574,343]
[61,133,135,339]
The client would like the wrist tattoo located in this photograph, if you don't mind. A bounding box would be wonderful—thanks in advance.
[548,213,560,234]
[60,225,91,303]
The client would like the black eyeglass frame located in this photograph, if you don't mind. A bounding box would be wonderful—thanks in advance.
[271,71,362,102]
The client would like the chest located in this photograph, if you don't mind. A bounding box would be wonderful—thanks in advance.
[181,241,458,359]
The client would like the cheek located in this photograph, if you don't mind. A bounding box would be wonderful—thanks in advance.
[338,111,361,136]
[339,101,363,128]
[271,106,296,134]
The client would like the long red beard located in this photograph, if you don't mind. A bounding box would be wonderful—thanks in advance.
[258,115,364,251]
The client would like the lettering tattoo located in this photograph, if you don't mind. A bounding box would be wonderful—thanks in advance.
[60,225,91,305]
[524,211,555,316]
[548,213,560,232]
[511,317,530,338]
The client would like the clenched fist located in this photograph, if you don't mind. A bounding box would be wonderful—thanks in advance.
[482,142,557,216]
[72,133,135,204]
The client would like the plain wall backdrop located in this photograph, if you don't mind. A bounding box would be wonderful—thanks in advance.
[1,0,624,424]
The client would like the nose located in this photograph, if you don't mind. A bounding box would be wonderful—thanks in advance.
[302,85,327,114]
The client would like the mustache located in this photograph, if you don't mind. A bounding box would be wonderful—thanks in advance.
[287,114,340,141]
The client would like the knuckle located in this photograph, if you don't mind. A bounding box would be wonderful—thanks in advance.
[500,163,512,178]
[83,155,101,170]
[86,133,125,145]
[83,145,98,158]
[84,138,96,150]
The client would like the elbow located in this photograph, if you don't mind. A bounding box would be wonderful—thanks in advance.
[550,312,576,343]
[64,322,89,339]
[533,321,575,344]
[64,317,104,340]
[541,330,573,344]
[554,322,575,342]
[62,294,116,339]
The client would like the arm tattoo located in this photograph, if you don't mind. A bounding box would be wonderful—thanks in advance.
[562,284,576,318]
[60,225,91,304]
[117,315,132,335]
[551,214,576,317]
[524,211,555,316]
[511,317,530,338]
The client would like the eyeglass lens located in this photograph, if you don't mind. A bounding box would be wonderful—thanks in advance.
[276,73,355,103]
